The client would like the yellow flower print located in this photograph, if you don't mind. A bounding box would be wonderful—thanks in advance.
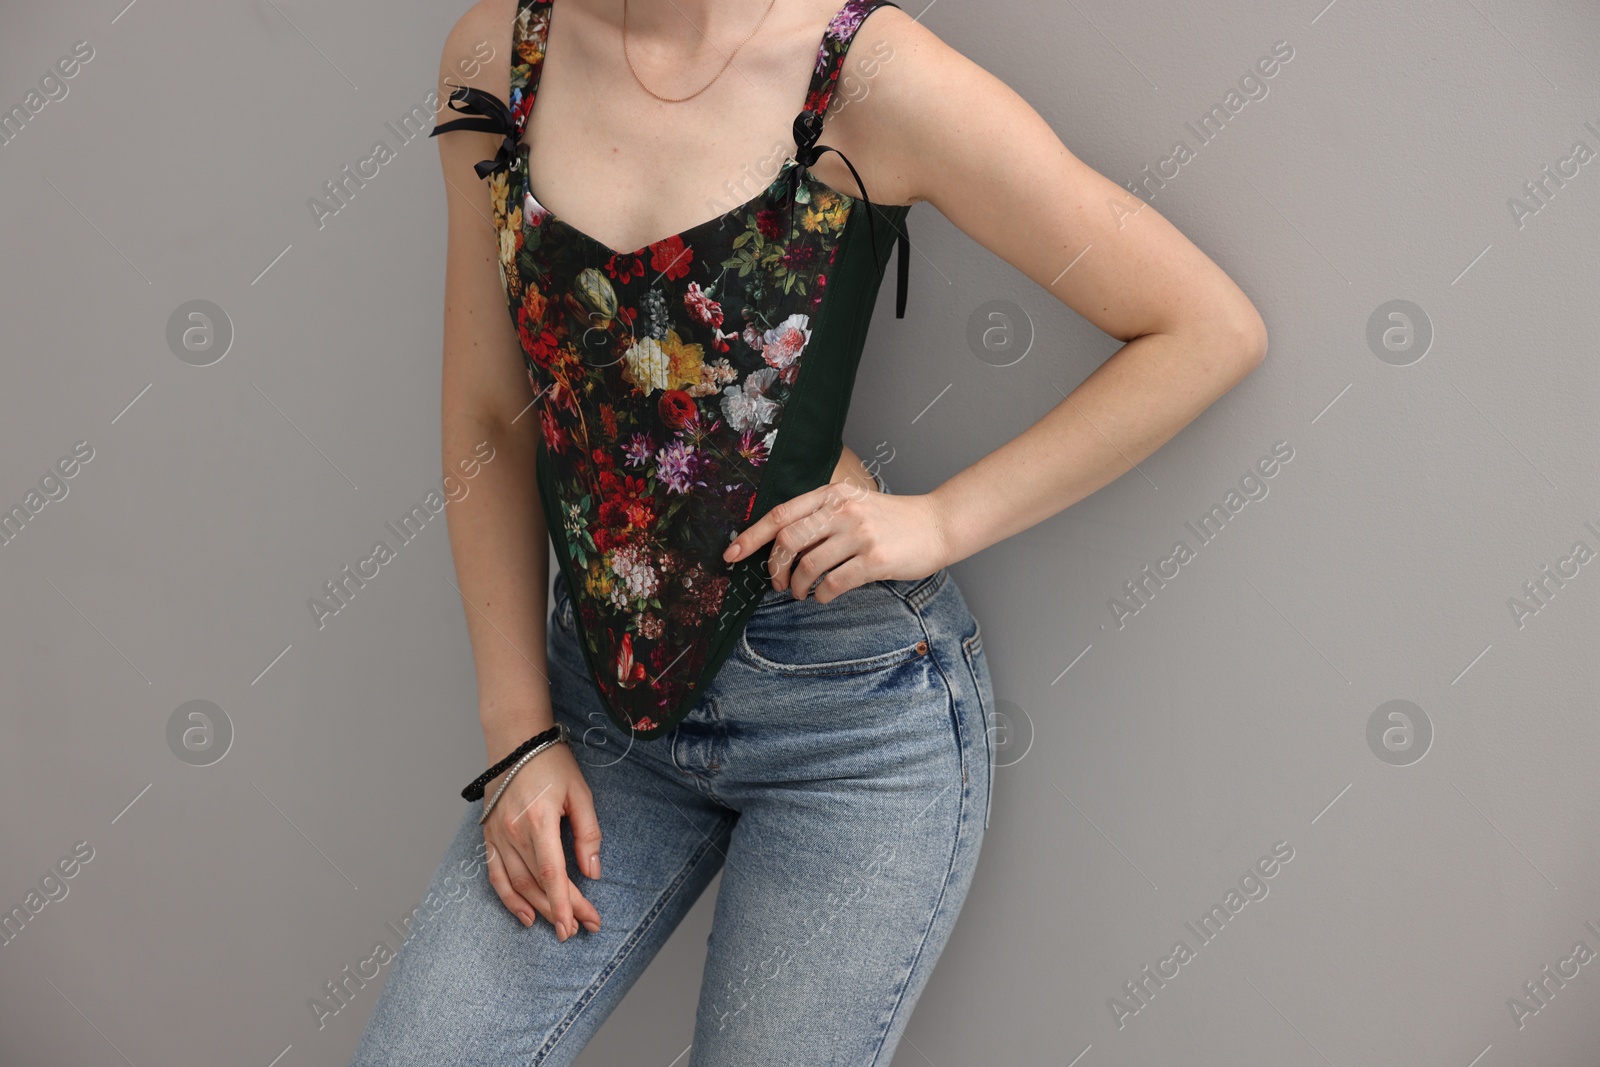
[802,188,849,234]
[521,285,547,328]
[499,224,518,275]
[518,5,544,65]
[662,328,707,392]
[584,561,613,602]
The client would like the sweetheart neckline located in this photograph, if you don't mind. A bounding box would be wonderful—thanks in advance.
[517,140,848,262]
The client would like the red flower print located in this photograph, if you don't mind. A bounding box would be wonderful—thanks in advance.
[778,243,816,273]
[813,273,828,303]
[544,373,579,417]
[684,282,724,328]
[512,91,534,129]
[538,405,569,454]
[658,389,698,429]
[649,641,682,675]
[597,468,647,500]
[600,404,618,439]
[606,252,647,285]
[615,632,647,688]
[519,310,559,368]
[756,208,783,239]
[650,235,693,281]
[624,498,656,528]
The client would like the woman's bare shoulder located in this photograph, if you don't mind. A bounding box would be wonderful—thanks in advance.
[436,0,519,96]
[825,4,998,207]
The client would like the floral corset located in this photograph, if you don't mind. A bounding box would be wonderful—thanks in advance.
[431,0,910,738]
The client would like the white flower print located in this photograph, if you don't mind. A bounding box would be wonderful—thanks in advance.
[608,544,659,607]
[761,314,811,375]
[622,336,669,395]
[720,367,780,432]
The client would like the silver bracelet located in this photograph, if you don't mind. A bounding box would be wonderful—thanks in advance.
[478,722,570,825]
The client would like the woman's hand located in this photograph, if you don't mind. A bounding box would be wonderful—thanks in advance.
[722,478,952,602]
[482,743,603,941]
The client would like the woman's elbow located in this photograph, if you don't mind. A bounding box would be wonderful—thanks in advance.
[1226,301,1269,371]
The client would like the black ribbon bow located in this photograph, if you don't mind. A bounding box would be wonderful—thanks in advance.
[430,82,520,181]
[787,109,909,317]
[788,109,883,267]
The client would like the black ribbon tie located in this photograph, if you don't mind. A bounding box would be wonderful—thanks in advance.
[430,82,520,181]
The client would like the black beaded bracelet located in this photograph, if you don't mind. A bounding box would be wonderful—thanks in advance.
[461,725,565,802]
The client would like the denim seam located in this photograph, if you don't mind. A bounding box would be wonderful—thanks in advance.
[883,567,948,611]
[530,813,735,1066]
[733,631,930,677]
[961,624,993,830]
[866,599,969,1066]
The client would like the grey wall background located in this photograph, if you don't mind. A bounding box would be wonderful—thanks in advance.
[2,0,1596,1063]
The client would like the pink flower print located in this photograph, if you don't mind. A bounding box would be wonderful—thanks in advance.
[684,282,724,329]
[761,314,810,380]
[623,431,654,467]
[524,190,550,226]
[736,428,771,467]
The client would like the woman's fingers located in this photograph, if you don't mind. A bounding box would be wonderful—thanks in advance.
[499,832,576,938]
[526,806,576,940]
[801,553,875,604]
[478,748,604,940]
[495,837,602,934]
[549,878,600,932]
[784,532,863,601]
[571,883,601,931]
[495,802,576,940]
[772,488,877,593]
[485,840,538,928]
[566,785,603,881]
[723,482,832,564]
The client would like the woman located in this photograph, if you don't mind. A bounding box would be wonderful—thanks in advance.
[351,0,1266,1062]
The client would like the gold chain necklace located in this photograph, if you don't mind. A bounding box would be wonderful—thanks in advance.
[621,0,781,103]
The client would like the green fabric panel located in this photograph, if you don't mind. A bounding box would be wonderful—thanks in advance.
[668,200,914,738]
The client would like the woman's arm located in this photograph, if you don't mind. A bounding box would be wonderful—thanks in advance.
[436,0,600,941]
[731,10,1269,596]
[437,17,552,762]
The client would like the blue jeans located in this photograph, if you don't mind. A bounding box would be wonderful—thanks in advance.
[349,471,994,1066]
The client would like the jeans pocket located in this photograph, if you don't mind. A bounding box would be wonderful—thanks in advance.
[736,581,931,677]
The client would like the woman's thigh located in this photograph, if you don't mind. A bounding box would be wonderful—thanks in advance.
[687,567,992,1066]
[348,621,737,1067]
